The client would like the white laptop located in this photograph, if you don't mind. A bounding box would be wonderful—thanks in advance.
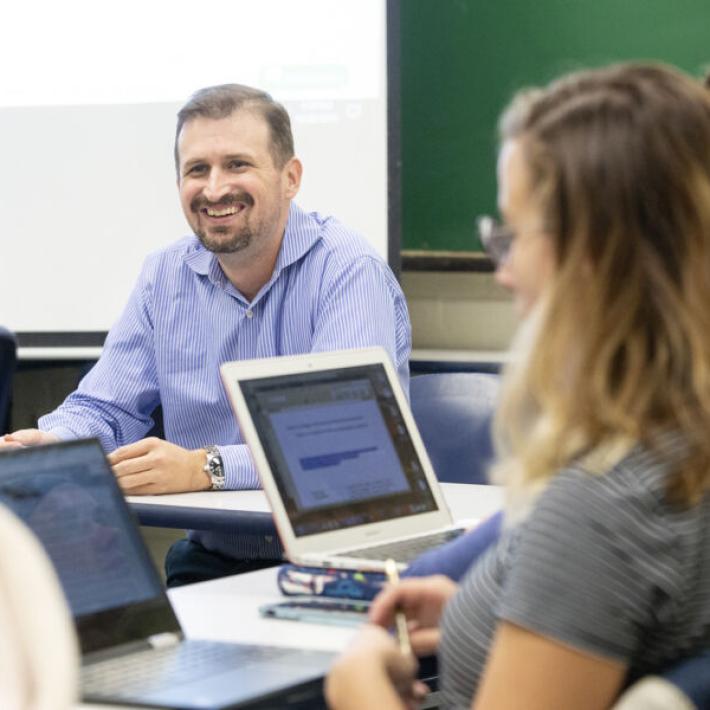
[221,347,467,572]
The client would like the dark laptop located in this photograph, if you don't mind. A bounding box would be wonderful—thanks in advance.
[0,439,334,709]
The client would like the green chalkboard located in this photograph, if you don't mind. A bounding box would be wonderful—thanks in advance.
[400,0,710,255]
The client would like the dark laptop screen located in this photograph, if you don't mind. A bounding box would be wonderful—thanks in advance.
[0,440,162,618]
[238,363,439,537]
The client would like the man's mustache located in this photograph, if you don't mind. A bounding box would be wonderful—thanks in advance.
[191,193,254,212]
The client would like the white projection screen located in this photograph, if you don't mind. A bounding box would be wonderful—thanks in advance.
[1,0,400,347]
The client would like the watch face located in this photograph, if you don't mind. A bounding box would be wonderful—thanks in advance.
[205,448,224,490]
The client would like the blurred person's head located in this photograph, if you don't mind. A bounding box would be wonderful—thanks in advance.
[491,63,710,516]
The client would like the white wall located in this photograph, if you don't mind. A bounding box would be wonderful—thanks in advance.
[403,272,516,352]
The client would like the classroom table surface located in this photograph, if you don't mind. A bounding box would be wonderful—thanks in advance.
[77,484,504,709]
[126,482,503,532]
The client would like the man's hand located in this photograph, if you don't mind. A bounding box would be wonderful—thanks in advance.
[0,429,60,449]
[369,575,459,656]
[107,437,211,495]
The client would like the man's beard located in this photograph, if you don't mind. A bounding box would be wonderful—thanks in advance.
[191,192,255,254]
[196,224,253,254]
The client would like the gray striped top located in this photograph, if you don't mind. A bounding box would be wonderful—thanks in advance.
[439,437,710,709]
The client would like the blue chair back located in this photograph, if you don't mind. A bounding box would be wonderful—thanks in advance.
[0,327,16,433]
[409,372,500,484]
[664,650,710,709]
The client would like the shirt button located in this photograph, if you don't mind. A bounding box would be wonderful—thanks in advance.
[245,309,254,319]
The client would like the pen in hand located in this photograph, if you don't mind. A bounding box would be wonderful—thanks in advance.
[385,558,411,656]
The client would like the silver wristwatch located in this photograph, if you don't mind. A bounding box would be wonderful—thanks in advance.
[203,445,225,491]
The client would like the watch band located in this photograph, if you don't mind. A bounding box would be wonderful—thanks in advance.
[203,445,225,491]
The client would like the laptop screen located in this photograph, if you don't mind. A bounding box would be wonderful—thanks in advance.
[238,363,439,537]
[0,440,178,653]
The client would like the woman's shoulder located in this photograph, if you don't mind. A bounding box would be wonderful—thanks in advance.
[542,434,689,520]
[524,434,710,575]
[501,433,710,665]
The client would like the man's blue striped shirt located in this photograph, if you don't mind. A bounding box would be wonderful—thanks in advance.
[39,203,411,557]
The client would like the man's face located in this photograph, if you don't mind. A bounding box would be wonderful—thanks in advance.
[177,111,299,256]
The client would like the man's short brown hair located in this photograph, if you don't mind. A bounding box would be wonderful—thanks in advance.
[174,84,294,171]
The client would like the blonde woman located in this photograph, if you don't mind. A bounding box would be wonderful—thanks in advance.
[326,63,710,709]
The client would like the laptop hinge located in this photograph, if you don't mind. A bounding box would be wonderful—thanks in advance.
[83,633,184,666]
[84,639,154,665]
[147,632,182,649]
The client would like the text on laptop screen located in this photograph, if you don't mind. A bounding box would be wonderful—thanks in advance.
[238,364,438,536]
[0,442,161,617]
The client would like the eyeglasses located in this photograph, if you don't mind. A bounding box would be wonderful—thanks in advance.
[477,215,514,267]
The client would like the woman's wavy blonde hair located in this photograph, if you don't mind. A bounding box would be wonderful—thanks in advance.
[492,63,710,518]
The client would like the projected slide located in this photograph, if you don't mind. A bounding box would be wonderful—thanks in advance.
[270,399,409,510]
[1,1,383,107]
[1,0,388,337]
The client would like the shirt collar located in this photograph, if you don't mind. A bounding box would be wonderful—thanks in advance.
[183,240,215,278]
[272,202,321,276]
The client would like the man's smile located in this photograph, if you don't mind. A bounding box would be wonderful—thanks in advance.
[202,203,248,218]
[191,192,254,223]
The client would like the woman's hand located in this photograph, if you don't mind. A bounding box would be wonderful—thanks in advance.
[326,625,427,710]
[369,575,459,656]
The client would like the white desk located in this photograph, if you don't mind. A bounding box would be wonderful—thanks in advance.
[169,567,358,652]
[130,485,503,654]
[141,484,504,648]
[126,483,503,533]
[78,484,503,709]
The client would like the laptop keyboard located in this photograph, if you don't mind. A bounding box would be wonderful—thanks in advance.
[338,527,464,563]
[82,639,294,699]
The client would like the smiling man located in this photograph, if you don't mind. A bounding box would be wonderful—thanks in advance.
[2,84,411,585]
